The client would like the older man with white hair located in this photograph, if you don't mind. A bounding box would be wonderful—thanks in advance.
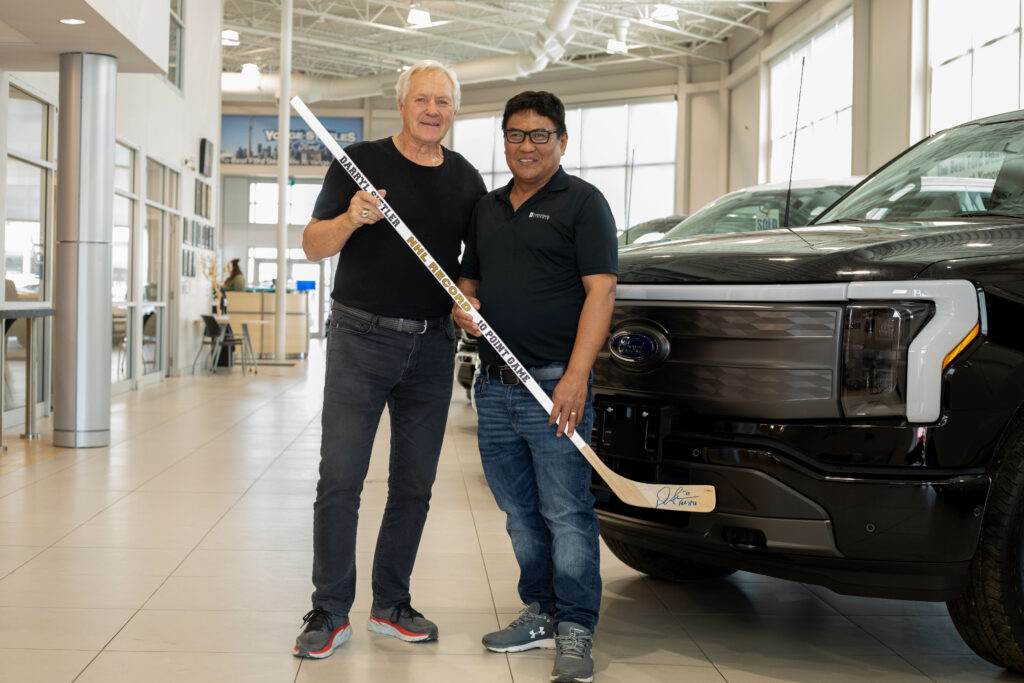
[294,60,486,658]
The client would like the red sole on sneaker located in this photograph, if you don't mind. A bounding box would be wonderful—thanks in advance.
[293,623,351,658]
[367,616,437,642]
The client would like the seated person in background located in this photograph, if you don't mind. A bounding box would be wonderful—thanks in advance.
[223,258,246,291]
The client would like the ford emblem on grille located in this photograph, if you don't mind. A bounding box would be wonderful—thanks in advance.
[609,322,670,372]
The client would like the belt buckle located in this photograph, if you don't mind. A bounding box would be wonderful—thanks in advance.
[418,319,428,334]
[499,367,519,386]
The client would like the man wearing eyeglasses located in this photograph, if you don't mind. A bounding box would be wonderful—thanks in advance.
[454,91,617,683]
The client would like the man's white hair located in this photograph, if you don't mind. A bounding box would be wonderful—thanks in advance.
[396,60,461,111]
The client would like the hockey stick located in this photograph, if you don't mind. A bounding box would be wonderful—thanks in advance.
[291,96,714,513]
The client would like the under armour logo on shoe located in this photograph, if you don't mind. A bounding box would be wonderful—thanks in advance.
[530,627,545,638]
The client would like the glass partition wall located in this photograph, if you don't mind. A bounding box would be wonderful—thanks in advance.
[4,83,53,423]
[142,158,179,378]
[112,142,137,387]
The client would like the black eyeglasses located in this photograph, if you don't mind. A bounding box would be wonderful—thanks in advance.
[503,128,562,144]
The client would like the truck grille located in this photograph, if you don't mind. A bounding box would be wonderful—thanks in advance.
[595,302,843,420]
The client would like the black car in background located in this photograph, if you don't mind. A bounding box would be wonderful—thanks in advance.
[590,109,1024,671]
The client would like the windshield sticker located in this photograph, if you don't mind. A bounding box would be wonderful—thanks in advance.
[754,208,780,231]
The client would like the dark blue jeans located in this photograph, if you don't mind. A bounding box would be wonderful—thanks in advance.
[311,308,456,621]
[474,366,601,631]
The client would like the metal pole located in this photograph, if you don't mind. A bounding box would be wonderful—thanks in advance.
[275,0,293,359]
[21,317,39,439]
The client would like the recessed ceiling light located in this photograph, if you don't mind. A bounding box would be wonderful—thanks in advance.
[221,29,240,46]
[59,18,86,25]
[407,7,432,27]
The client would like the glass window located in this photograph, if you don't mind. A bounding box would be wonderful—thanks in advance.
[290,184,321,224]
[580,105,628,167]
[146,159,164,203]
[112,195,132,302]
[769,14,854,182]
[167,169,180,210]
[114,143,134,193]
[249,182,278,224]
[248,181,325,225]
[5,159,45,298]
[111,194,133,383]
[168,2,184,90]
[928,0,1024,132]
[143,205,164,302]
[453,99,678,231]
[7,88,46,160]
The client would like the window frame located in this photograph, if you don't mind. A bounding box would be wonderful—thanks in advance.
[167,0,185,91]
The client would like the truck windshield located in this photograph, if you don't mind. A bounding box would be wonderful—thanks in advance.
[817,118,1024,223]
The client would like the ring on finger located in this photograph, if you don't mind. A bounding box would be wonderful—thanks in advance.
[360,208,370,218]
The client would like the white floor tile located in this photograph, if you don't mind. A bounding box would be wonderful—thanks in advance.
[0,345,1013,681]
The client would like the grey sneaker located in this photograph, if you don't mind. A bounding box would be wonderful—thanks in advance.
[367,602,438,642]
[293,607,351,658]
[482,602,555,652]
[551,621,594,683]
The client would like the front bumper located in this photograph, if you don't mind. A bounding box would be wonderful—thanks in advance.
[591,397,990,600]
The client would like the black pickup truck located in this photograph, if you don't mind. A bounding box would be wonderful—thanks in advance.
[591,109,1024,671]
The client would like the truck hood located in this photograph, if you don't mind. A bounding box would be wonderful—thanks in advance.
[618,218,1024,283]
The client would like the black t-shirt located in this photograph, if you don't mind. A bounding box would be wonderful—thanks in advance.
[461,167,618,368]
[312,137,486,318]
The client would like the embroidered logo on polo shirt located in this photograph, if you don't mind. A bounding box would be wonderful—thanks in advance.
[528,211,550,220]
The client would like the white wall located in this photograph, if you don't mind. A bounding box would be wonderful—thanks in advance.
[84,0,169,72]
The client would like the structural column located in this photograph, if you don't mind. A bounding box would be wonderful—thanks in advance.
[275,0,293,360]
[53,52,116,448]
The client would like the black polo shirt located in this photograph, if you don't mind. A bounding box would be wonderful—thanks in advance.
[312,137,486,319]
[461,167,618,368]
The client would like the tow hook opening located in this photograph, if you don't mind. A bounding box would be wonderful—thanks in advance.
[724,526,768,551]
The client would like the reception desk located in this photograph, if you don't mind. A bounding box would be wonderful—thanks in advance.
[224,291,309,358]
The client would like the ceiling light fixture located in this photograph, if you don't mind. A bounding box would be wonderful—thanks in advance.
[606,18,629,54]
[407,6,432,27]
[221,29,240,46]
[606,38,627,54]
[651,4,678,22]
[59,18,86,25]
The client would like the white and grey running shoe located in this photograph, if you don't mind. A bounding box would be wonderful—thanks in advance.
[550,621,594,683]
[482,602,556,653]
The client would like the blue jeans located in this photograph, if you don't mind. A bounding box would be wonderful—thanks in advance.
[474,366,601,631]
[311,308,456,620]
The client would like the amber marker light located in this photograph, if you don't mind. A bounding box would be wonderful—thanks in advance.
[943,321,981,370]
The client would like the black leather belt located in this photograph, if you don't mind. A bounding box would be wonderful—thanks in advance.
[484,364,565,386]
[333,302,444,335]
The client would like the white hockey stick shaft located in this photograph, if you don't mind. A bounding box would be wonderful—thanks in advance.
[291,96,714,513]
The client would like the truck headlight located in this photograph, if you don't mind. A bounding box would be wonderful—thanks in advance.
[842,302,934,417]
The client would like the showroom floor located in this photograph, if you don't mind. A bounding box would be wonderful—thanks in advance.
[0,342,1021,682]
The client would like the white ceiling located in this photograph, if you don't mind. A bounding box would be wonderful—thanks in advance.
[0,1,163,72]
[222,1,780,81]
